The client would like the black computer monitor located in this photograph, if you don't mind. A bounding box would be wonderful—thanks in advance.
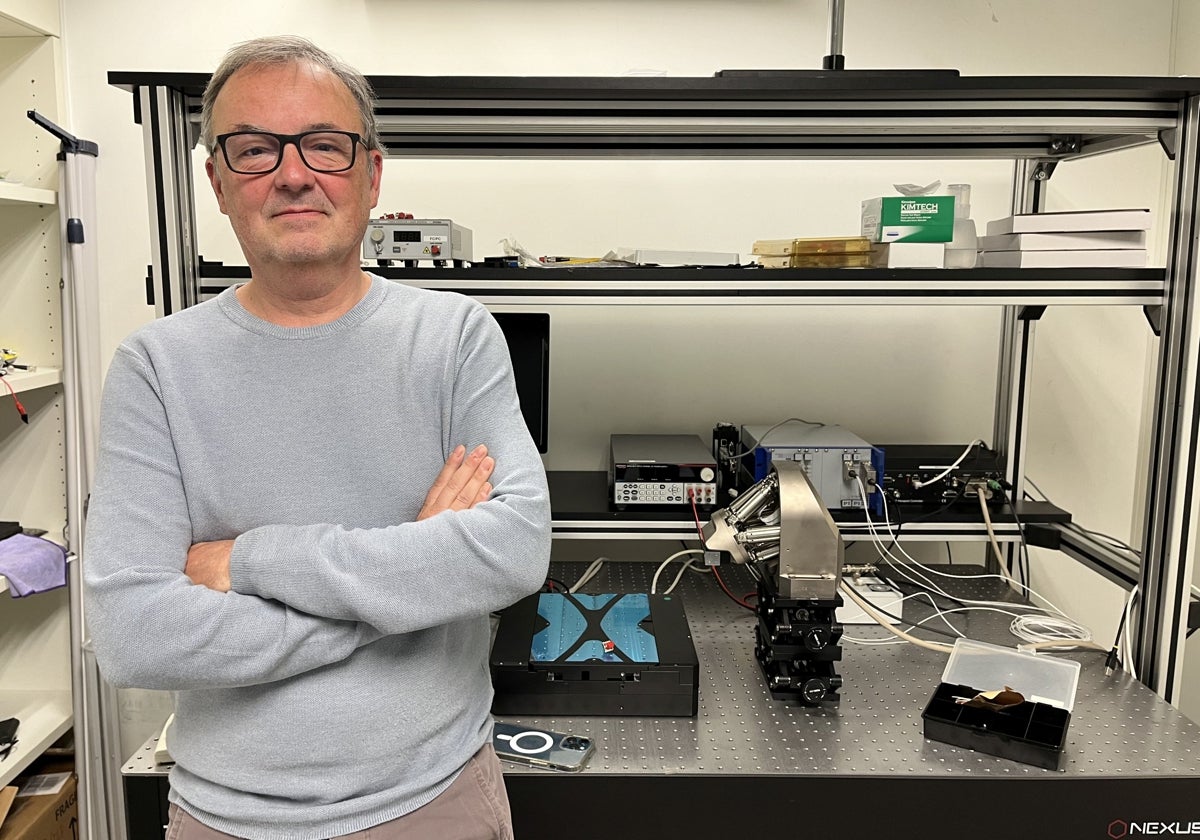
[492,313,550,453]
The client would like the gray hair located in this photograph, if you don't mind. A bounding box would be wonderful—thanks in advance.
[200,35,381,158]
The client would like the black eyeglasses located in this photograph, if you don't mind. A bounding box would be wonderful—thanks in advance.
[214,130,367,175]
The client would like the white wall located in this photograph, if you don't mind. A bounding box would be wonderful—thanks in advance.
[58,0,1190,754]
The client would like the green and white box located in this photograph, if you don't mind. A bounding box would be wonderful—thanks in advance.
[861,195,955,243]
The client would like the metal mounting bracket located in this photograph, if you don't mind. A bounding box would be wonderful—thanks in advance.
[1159,127,1178,161]
[1031,160,1058,182]
[1047,135,1081,156]
[1143,304,1164,336]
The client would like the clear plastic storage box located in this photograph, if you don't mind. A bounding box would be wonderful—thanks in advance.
[922,639,1082,769]
[942,638,1081,710]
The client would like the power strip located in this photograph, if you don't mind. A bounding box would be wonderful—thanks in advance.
[837,576,903,625]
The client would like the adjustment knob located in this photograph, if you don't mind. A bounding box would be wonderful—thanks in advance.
[802,626,831,652]
[801,678,828,705]
[369,228,385,243]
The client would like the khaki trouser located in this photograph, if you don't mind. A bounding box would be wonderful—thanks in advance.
[165,744,513,840]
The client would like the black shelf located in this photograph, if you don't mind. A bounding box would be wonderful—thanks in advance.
[197,260,1165,306]
[109,72,1194,159]
[108,71,1200,101]
[547,470,1068,539]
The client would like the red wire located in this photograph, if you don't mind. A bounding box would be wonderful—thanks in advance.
[0,376,27,423]
[690,493,755,612]
[689,490,705,541]
[712,566,756,611]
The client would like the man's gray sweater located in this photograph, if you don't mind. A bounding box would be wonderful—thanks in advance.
[83,276,551,839]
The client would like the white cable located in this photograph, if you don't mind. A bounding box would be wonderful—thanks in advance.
[569,557,607,593]
[884,588,968,637]
[972,488,1091,625]
[977,487,1007,569]
[1009,615,1086,642]
[1010,615,1097,648]
[907,591,965,637]
[845,602,1032,645]
[833,520,902,530]
[855,476,1101,651]
[856,477,951,590]
[855,477,984,605]
[848,586,1029,637]
[650,549,707,594]
[911,439,985,488]
[843,636,906,645]
[1121,585,1140,680]
[661,561,703,595]
[870,488,1067,615]
[661,563,691,595]
[722,416,826,465]
[839,580,954,653]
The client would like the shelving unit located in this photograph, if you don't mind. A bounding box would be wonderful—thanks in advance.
[0,3,56,37]
[0,551,74,596]
[107,69,1200,837]
[0,180,54,205]
[0,0,72,800]
[111,70,1200,707]
[0,689,72,786]
[0,583,71,790]
[2,367,62,394]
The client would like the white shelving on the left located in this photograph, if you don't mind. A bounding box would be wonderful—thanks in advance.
[0,585,72,787]
[0,180,55,206]
[0,0,72,796]
[2,367,62,394]
[0,550,72,597]
[0,689,72,786]
[0,3,57,37]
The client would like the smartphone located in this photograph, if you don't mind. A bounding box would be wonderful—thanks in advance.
[492,722,595,772]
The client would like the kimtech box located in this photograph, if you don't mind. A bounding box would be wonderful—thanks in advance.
[862,195,955,243]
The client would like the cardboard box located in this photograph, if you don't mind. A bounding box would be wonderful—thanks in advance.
[751,236,872,256]
[0,789,15,828]
[862,195,955,243]
[0,766,77,840]
[756,252,875,268]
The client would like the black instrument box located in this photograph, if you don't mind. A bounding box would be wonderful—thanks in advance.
[491,592,700,717]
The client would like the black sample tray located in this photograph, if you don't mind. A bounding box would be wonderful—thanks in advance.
[922,681,1070,770]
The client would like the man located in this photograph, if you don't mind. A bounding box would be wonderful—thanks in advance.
[84,36,551,840]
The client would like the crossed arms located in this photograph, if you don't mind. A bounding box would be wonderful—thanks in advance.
[84,319,551,691]
[184,443,497,592]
